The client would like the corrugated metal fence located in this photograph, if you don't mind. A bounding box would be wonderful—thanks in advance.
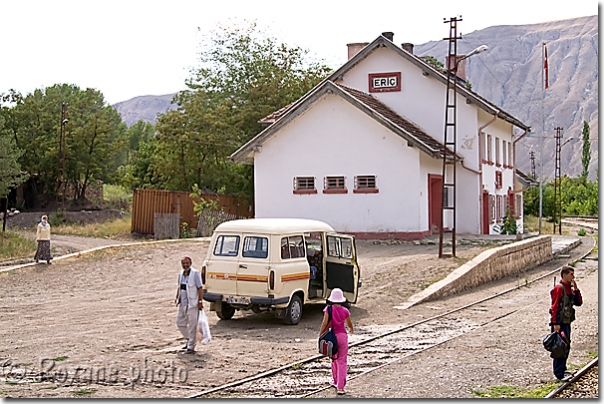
[131,189,253,235]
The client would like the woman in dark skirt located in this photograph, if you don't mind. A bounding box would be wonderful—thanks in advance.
[34,215,53,264]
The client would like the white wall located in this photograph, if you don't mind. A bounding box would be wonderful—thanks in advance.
[254,93,424,233]
[339,47,480,170]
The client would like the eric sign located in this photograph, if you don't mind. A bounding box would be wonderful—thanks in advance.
[368,72,401,93]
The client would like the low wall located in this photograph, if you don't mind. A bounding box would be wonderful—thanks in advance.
[403,235,553,308]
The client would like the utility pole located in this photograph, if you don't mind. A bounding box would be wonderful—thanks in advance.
[530,150,536,179]
[438,16,462,258]
[59,103,68,211]
[553,127,563,234]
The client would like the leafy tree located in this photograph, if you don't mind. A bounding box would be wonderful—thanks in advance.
[0,117,28,200]
[6,84,127,203]
[580,120,591,180]
[422,55,445,72]
[523,176,598,218]
[152,21,332,195]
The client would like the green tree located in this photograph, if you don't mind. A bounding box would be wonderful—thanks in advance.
[0,117,28,200]
[581,120,591,180]
[8,84,127,203]
[152,21,332,195]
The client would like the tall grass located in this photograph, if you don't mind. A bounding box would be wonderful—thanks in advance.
[523,215,574,236]
[0,231,37,260]
[103,184,133,210]
[52,214,132,238]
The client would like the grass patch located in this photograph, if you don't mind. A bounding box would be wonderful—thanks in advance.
[73,388,97,396]
[419,276,446,290]
[523,215,574,236]
[587,350,598,358]
[43,386,58,390]
[592,235,598,256]
[472,383,560,398]
[52,214,131,238]
[52,356,68,362]
[0,231,37,260]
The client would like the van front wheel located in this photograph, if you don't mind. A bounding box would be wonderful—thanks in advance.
[283,295,302,325]
[216,302,236,320]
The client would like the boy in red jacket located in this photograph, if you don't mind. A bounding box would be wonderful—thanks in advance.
[549,265,583,381]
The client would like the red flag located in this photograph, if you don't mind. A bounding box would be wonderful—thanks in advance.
[544,45,549,89]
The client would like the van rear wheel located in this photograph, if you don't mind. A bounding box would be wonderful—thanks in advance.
[283,295,302,325]
[216,302,236,320]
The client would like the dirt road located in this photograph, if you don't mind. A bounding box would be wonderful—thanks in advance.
[0,231,594,398]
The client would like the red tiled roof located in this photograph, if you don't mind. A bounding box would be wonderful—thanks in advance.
[258,102,294,125]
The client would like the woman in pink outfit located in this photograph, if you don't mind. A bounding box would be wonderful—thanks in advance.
[319,288,354,395]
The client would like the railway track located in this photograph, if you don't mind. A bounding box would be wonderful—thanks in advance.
[187,240,595,399]
[546,358,598,398]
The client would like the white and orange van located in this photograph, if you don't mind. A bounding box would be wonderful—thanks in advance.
[200,218,361,325]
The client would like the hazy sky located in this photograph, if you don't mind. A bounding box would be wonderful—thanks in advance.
[1,0,598,104]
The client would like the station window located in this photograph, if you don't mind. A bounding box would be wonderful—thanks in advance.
[354,175,378,193]
[487,134,493,164]
[324,176,347,194]
[495,137,501,167]
[293,176,317,194]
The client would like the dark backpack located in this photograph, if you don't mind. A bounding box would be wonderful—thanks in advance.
[318,306,338,357]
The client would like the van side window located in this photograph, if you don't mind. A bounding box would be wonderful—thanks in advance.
[281,236,306,259]
[289,235,305,258]
[213,235,240,256]
[281,237,290,259]
[242,236,268,259]
[327,236,341,257]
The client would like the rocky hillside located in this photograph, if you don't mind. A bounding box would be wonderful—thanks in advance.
[415,15,598,181]
[112,93,177,126]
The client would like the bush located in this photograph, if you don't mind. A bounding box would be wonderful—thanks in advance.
[577,228,587,236]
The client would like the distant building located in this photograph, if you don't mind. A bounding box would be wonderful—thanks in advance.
[231,33,530,238]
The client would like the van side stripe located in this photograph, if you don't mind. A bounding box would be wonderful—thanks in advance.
[281,273,310,282]
[207,272,237,280]
[237,275,268,282]
[207,272,268,282]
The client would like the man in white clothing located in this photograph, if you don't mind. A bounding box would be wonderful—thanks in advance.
[175,256,203,354]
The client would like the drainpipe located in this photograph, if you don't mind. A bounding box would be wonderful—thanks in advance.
[466,113,497,234]
[512,128,529,193]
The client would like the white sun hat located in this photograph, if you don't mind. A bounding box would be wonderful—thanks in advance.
[328,288,347,303]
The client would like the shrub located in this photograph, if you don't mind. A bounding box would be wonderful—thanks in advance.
[577,228,587,236]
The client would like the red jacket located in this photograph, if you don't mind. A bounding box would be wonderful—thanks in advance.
[550,280,583,325]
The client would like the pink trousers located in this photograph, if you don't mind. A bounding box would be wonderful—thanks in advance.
[331,332,348,390]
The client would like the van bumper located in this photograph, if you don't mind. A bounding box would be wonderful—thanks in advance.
[203,293,223,302]
[250,296,290,306]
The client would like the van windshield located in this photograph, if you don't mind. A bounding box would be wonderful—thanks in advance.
[213,235,240,256]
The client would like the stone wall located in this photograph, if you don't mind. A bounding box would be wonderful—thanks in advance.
[403,235,552,307]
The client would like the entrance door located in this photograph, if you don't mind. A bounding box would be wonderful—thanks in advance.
[324,234,359,303]
[428,175,443,234]
[482,190,490,234]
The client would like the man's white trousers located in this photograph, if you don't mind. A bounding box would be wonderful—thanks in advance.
[177,305,199,350]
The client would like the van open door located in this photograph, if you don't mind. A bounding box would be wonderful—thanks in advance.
[324,234,359,304]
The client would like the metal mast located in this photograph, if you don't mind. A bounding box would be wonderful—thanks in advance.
[553,126,563,234]
[438,16,462,258]
[530,150,536,179]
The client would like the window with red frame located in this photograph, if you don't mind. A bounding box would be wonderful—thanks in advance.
[293,176,317,194]
[495,171,503,189]
[354,175,378,193]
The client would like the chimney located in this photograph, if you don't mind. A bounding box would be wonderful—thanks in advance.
[401,43,414,55]
[445,54,467,81]
[382,32,394,42]
[347,42,369,60]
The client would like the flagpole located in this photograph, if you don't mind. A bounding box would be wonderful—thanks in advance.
[538,42,545,235]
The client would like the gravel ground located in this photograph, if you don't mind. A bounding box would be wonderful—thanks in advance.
[0,229,596,398]
[310,238,598,399]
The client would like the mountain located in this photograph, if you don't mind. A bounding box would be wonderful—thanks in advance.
[414,15,598,181]
[113,16,598,180]
[112,93,177,126]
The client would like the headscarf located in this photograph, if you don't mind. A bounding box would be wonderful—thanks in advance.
[39,215,50,230]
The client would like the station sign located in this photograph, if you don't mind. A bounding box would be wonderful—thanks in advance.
[368,72,401,93]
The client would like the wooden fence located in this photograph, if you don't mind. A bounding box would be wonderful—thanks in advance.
[131,189,253,235]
